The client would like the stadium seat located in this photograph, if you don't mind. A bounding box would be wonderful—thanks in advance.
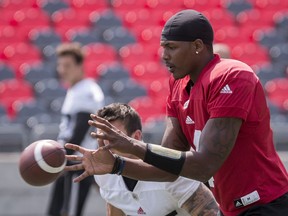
[202,9,234,30]
[29,28,62,49]
[1,43,41,79]
[120,43,161,67]
[236,9,274,29]
[34,78,66,102]
[129,96,166,123]
[102,26,136,50]
[29,123,59,146]
[110,78,147,103]
[69,0,108,13]
[41,44,59,64]
[129,61,169,87]
[214,26,242,46]
[145,0,183,10]
[111,0,147,10]
[269,43,288,65]
[90,10,123,32]
[26,113,61,129]
[224,0,252,15]
[98,63,130,83]
[67,28,101,45]
[52,8,91,40]
[0,25,27,45]
[0,123,28,152]
[10,8,50,36]
[0,79,34,113]
[12,100,47,124]
[255,63,285,85]
[265,78,288,111]
[23,62,57,84]
[250,0,288,10]
[0,104,6,117]
[132,26,162,44]
[40,0,68,15]
[0,63,15,80]
[49,96,65,114]
[254,28,287,49]
[83,43,118,78]
[231,43,269,66]
[0,0,38,11]
[183,0,222,11]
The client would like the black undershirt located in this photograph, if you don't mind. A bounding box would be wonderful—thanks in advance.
[185,80,194,94]
[122,176,138,191]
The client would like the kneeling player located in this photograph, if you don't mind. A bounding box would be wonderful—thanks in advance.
[93,103,219,216]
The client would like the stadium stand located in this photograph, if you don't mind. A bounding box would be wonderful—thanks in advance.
[0,0,288,151]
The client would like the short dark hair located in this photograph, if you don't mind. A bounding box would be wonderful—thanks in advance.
[97,103,142,136]
[56,42,84,65]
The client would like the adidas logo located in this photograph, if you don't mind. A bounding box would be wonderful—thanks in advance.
[137,207,146,215]
[185,116,194,124]
[235,201,243,207]
[220,84,232,94]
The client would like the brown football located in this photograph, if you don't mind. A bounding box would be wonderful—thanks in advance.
[19,140,66,186]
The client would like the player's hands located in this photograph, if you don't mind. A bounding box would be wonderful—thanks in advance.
[88,114,135,154]
[64,140,115,182]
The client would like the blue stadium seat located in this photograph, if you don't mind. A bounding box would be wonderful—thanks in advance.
[13,101,47,124]
[98,63,130,82]
[110,78,147,103]
[256,63,285,85]
[68,28,102,45]
[225,0,252,16]
[26,113,61,129]
[41,0,69,15]
[255,29,287,49]
[269,43,288,64]
[90,10,123,32]
[102,26,136,49]
[29,28,62,49]
[0,63,15,80]
[34,78,67,102]
[24,63,57,84]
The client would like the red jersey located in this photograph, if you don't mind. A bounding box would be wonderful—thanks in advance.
[167,54,288,216]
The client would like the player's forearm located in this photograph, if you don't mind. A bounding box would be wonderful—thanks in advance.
[121,157,177,182]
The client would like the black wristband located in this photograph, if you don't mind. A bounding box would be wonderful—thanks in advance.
[110,155,126,175]
[144,144,186,176]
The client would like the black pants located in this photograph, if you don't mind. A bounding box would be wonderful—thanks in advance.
[47,170,94,216]
[221,193,288,216]
[221,192,288,216]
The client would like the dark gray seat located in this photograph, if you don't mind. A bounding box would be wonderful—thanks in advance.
[69,29,102,45]
[102,26,136,50]
[0,63,15,80]
[41,0,68,15]
[225,0,252,16]
[90,10,122,32]
[24,62,57,84]
[30,28,62,49]
[34,78,67,102]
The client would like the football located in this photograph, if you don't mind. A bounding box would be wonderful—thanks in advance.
[19,139,66,186]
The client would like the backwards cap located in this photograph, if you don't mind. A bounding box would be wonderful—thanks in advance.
[161,10,214,44]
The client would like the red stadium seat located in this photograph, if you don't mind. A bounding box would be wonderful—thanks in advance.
[145,0,183,10]
[183,0,223,10]
[68,0,108,13]
[111,0,147,10]
[10,8,50,33]
[231,43,269,67]
[249,0,288,10]
[129,61,169,87]
[236,9,274,29]
[120,43,161,67]
[0,0,38,10]
[1,43,41,79]
[0,25,27,44]
[83,43,118,78]
[265,78,288,111]
[52,8,91,40]
[202,9,234,30]
[129,96,166,123]
[0,79,34,116]
[214,26,242,47]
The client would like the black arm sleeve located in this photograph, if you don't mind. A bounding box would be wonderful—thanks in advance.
[65,112,91,155]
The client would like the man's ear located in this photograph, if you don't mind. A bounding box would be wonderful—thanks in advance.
[193,39,205,54]
[131,129,142,141]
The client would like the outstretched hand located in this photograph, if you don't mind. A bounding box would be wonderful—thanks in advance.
[64,139,115,182]
[88,114,136,154]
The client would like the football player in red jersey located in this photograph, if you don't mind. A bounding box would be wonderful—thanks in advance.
[65,10,288,216]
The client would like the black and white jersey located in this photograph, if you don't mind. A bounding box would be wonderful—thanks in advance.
[58,78,104,153]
